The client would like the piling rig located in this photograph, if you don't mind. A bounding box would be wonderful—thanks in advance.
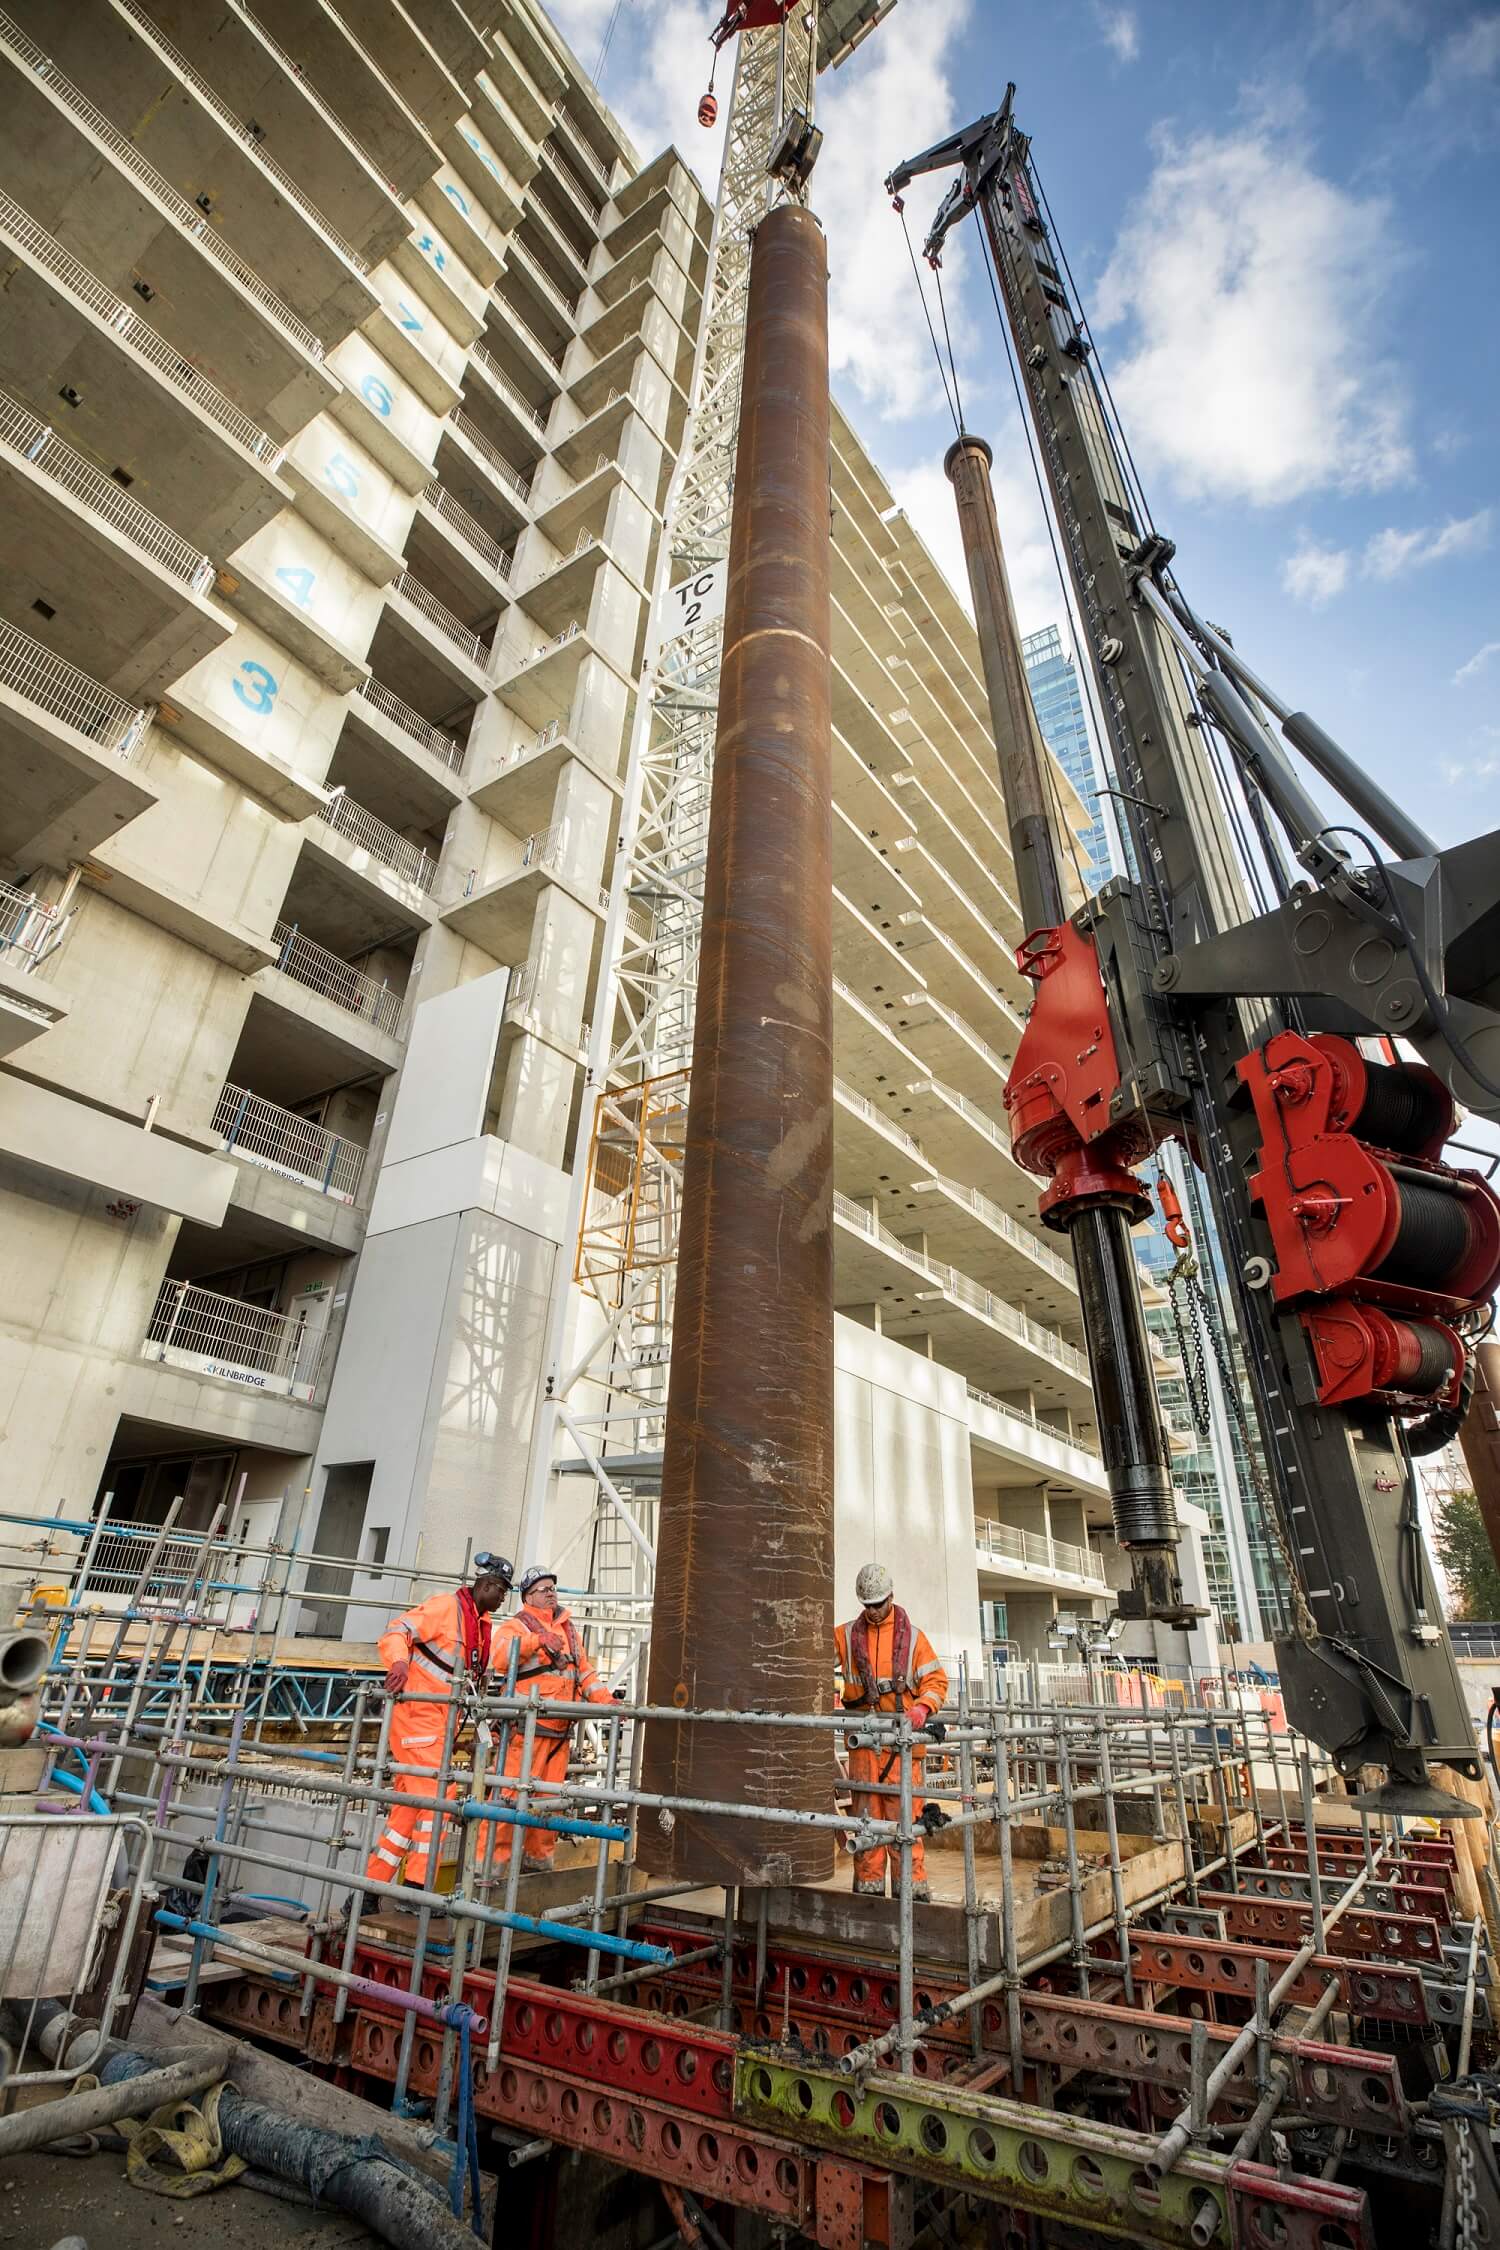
[886,90,1500,1820]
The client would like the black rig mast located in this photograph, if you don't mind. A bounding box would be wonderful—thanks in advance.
[888,93,1500,1816]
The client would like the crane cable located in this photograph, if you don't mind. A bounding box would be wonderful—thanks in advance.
[967,195,1316,1638]
[896,203,961,438]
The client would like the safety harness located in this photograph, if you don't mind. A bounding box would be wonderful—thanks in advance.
[514,1605,588,1736]
[410,1588,491,1685]
[841,1604,917,1710]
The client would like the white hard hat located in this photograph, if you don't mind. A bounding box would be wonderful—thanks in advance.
[855,1562,893,1604]
[519,1564,557,1597]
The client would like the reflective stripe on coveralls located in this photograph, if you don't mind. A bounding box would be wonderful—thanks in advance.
[834,1609,949,1891]
[487,1603,612,1869]
[365,1590,489,1885]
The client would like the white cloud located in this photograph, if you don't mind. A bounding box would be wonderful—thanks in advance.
[1096,124,1413,506]
[886,434,1069,640]
[1442,723,1500,786]
[1362,509,1492,580]
[563,0,973,426]
[1421,13,1500,147]
[1098,7,1140,63]
[1455,639,1500,685]
[814,0,975,421]
[1282,538,1351,605]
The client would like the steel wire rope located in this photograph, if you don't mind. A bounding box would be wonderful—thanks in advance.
[969,202,1160,930]
[897,203,961,437]
[1030,155,1157,541]
[969,203,1318,1634]
[932,258,967,434]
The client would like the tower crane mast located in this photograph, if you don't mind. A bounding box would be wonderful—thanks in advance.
[888,93,1500,1815]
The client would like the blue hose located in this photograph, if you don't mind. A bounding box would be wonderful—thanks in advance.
[446,2008,484,2236]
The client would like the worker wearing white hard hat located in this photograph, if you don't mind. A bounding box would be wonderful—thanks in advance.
[834,1563,949,1900]
[487,1566,619,1876]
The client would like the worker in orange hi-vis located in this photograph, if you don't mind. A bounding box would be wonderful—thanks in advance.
[834,1562,950,1901]
[364,1552,515,1894]
[488,1565,620,1875]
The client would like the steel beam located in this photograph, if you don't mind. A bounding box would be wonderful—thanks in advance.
[733,2047,1373,2250]
[1116,1929,1429,2027]
[641,199,837,1884]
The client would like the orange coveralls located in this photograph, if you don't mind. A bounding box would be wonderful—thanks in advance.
[835,1608,949,1890]
[366,1588,489,1888]
[488,1603,613,1870]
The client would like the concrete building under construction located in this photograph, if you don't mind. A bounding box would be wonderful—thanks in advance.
[0,0,1213,1681]
[5,7,1500,2250]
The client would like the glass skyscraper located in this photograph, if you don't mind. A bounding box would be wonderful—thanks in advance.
[1022,624,1113,890]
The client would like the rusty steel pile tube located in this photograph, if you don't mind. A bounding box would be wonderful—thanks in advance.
[639,202,836,1884]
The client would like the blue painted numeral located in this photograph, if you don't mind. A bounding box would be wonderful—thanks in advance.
[360,373,393,418]
[232,660,278,716]
[396,299,424,333]
[325,453,360,501]
[443,183,470,217]
[275,565,316,609]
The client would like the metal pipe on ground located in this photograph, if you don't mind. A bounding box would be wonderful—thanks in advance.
[641,197,836,1885]
[0,2053,226,2158]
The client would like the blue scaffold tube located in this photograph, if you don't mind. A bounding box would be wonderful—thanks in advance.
[459,1801,627,1842]
[498,1913,672,1962]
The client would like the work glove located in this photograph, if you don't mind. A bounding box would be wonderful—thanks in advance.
[909,1703,931,1731]
[383,1660,410,1696]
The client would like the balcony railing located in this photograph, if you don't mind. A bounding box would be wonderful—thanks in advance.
[538,137,602,218]
[512,222,581,312]
[966,1383,1103,1460]
[319,786,438,894]
[552,106,612,193]
[833,1077,925,1160]
[973,1516,1110,1590]
[212,1081,366,1203]
[354,676,465,775]
[910,993,1009,1079]
[0,875,74,969]
[391,567,487,669]
[271,920,404,1039]
[110,0,367,272]
[832,1190,1087,1381]
[922,1176,1076,1289]
[420,483,511,581]
[0,189,282,466]
[491,296,564,372]
[0,13,323,359]
[0,389,215,593]
[0,616,153,756]
[467,340,548,430]
[447,407,532,502]
[144,1276,327,1401]
[495,620,578,676]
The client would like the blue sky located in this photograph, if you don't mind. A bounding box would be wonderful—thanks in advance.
[546,0,1499,848]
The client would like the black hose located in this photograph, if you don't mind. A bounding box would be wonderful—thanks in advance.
[98,2050,480,2250]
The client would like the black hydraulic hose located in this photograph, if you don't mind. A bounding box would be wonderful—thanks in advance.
[99,2050,480,2250]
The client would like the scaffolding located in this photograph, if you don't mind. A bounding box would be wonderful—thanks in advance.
[3,1516,1496,2247]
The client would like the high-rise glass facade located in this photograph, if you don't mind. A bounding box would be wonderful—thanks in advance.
[1022,624,1113,890]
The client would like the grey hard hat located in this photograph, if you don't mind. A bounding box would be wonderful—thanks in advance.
[855,1562,893,1604]
[519,1563,558,1597]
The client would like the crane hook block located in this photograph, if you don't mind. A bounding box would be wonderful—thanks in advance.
[1157,1176,1190,1250]
[698,91,719,127]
